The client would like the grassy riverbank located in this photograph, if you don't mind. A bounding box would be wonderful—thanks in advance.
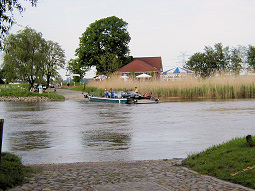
[183,136,255,189]
[0,86,65,101]
[87,75,255,99]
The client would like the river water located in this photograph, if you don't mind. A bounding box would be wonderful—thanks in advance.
[1,99,255,164]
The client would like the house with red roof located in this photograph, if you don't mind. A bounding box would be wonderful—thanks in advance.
[116,57,163,79]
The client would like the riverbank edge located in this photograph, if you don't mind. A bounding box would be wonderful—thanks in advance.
[0,96,50,102]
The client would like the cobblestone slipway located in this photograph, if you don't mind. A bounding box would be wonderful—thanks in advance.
[9,159,254,191]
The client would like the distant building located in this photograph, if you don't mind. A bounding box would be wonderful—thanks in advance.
[116,57,163,79]
[162,67,195,81]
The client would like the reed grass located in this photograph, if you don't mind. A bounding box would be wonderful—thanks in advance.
[86,75,255,99]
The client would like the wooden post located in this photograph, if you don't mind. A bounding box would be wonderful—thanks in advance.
[246,135,253,143]
[0,119,4,167]
[246,135,254,147]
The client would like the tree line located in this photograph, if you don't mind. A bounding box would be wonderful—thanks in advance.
[185,43,255,78]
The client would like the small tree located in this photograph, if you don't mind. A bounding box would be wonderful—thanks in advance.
[229,47,243,75]
[68,58,88,82]
[214,43,230,73]
[247,45,255,70]
[45,40,65,86]
[185,52,209,78]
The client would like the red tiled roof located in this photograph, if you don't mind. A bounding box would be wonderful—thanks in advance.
[135,57,162,71]
[116,57,163,73]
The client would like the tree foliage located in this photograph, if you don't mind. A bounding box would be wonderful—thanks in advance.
[0,68,5,83]
[229,47,243,75]
[2,27,47,86]
[0,0,38,49]
[247,45,255,70]
[75,16,131,75]
[185,43,246,78]
[67,58,88,82]
[97,52,124,75]
[45,40,65,86]
[1,27,65,87]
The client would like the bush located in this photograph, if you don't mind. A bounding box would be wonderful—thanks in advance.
[0,153,25,190]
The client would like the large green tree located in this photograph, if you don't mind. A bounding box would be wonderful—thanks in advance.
[2,27,47,86]
[2,27,65,87]
[0,0,38,49]
[75,16,131,75]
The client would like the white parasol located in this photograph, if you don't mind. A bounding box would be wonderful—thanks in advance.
[136,74,152,78]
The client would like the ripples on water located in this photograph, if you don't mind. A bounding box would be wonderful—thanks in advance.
[1,99,255,164]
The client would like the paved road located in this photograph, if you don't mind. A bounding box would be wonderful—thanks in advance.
[9,159,254,191]
[55,89,85,100]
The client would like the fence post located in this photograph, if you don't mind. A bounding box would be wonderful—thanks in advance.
[0,119,4,167]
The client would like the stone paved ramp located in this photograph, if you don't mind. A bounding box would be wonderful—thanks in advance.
[9,159,254,191]
[55,89,85,100]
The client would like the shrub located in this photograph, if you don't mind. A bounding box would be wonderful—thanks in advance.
[0,153,25,190]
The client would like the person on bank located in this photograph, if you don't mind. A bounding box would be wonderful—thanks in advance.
[38,84,43,94]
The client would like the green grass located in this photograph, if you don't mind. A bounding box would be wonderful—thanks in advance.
[43,91,65,101]
[183,136,255,189]
[0,152,30,190]
[84,86,105,96]
[68,84,86,91]
[0,87,65,101]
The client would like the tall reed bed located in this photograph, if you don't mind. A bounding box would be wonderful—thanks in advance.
[87,75,255,99]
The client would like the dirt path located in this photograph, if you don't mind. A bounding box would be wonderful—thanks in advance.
[55,89,85,100]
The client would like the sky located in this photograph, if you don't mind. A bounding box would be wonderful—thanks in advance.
[5,0,255,78]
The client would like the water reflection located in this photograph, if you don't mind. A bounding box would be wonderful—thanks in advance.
[82,130,131,150]
[9,130,52,151]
